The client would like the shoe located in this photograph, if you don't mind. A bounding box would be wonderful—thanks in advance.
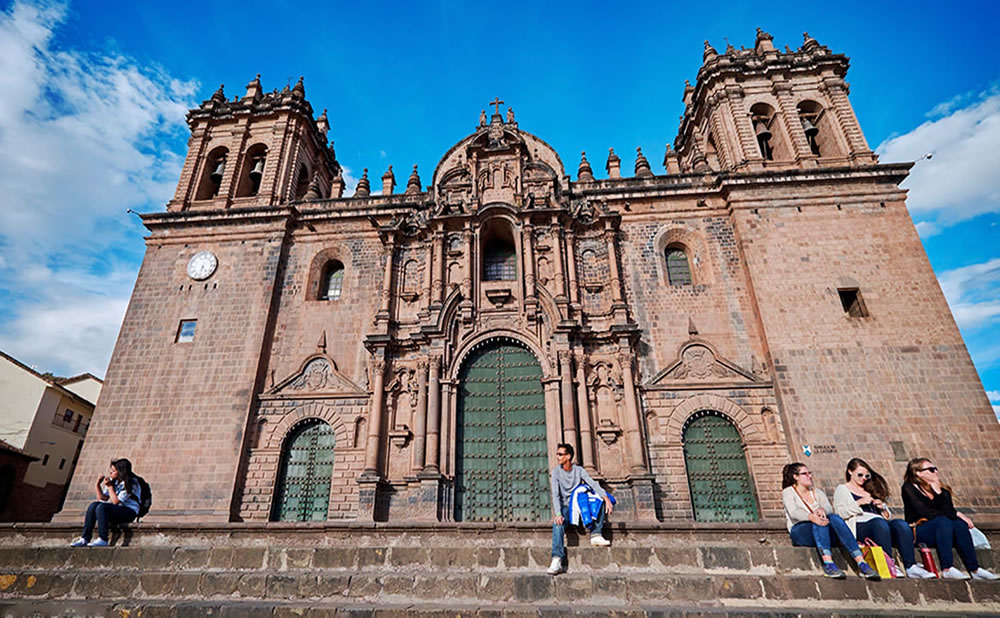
[906,564,937,579]
[858,561,881,581]
[546,557,566,575]
[941,567,970,580]
[822,562,846,579]
[972,568,1000,581]
[88,538,109,547]
[590,534,611,547]
[69,537,88,548]
[890,564,905,578]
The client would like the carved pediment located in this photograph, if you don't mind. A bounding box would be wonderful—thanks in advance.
[268,355,366,396]
[648,341,763,386]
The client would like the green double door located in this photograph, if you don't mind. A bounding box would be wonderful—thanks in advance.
[683,413,759,522]
[273,421,335,522]
[455,341,550,522]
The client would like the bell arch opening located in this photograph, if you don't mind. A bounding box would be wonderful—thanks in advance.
[454,337,549,522]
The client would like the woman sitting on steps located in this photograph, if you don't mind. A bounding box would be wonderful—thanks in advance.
[782,462,881,580]
[69,458,141,548]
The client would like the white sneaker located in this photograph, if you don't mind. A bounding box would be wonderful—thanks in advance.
[69,537,88,548]
[906,564,937,579]
[88,538,109,547]
[546,557,566,575]
[941,566,970,580]
[590,534,611,547]
[972,568,1000,581]
[890,564,905,578]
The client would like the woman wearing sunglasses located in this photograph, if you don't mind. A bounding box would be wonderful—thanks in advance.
[782,462,880,580]
[902,458,999,580]
[833,458,934,578]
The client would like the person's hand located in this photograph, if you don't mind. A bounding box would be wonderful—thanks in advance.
[958,512,974,529]
[604,496,614,516]
[809,510,828,526]
[872,499,886,510]
[858,496,873,505]
[553,515,564,526]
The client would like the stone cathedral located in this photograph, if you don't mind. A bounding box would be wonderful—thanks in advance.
[61,31,1000,525]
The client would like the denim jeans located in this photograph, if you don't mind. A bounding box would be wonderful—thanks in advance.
[913,515,978,571]
[82,501,136,542]
[789,513,862,559]
[551,502,606,560]
[856,517,916,568]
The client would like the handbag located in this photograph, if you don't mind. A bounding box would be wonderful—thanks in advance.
[917,543,939,577]
[861,538,894,579]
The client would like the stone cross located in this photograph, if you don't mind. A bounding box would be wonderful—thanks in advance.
[489,97,504,115]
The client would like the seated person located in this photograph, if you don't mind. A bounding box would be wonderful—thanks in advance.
[782,462,880,580]
[833,457,934,578]
[901,457,998,580]
[547,443,612,575]
[70,458,141,547]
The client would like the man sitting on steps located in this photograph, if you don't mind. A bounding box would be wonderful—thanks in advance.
[548,443,613,575]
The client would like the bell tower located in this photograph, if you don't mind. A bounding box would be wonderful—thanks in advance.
[168,75,342,211]
[674,30,878,173]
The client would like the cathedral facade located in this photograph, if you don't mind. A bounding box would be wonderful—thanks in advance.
[61,31,1000,524]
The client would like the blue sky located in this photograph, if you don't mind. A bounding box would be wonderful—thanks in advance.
[0,0,998,416]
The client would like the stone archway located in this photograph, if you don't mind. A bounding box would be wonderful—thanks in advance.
[454,339,549,522]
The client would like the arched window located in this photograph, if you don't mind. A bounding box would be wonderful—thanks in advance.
[683,411,759,523]
[319,260,344,300]
[484,239,516,281]
[294,164,310,200]
[272,420,335,522]
[665,247,692,286]
[797,100,842,158]
[195,147,229,200]
[749,103,776,161]
[235,143,267,198]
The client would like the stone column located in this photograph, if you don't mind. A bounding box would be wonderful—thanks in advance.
[559,351,577,446]
[772,81,814,163]
[424,355,441,472]
[461,228,474,301]
[543,379,563,470]
[604,228,624,305]
[565,230,579,306]
[574,354,596,473]
[617,350,647,475]
[820,76,874,160]
[522,223,536,300]
[432,229,445,307]
[553,220,567,301]
[363,358,388,474]
[422,240,433,313]
[411,359,429,473]
[377,238,396,319]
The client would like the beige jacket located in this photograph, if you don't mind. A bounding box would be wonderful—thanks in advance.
[782,485,833,532]
[833,483,889,538]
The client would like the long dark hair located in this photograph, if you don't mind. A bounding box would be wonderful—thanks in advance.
[904,457,952,496]
[110,458,134,495]
[782,462,807,489]
[845,458,890,501]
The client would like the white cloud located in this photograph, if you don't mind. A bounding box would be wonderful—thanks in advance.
[988,390,1000,402]
[0,1,196,376]
[994,404,1000,422]
[877,87,1000,230]
[914,221,939,238]
[937,258,1000,330]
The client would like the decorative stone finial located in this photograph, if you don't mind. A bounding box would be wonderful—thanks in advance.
[578,151,594,182]
[802,32,819,51]
[754,28,776,54]
[606,148,621,179]
[382,165,396,195]
[355,168,370,197]
[304,170,323,201]
[317,330,327,353]
[688,317,698,336]
[243,74,262,101]
[316,108,329,136]
[703,40,718,62]
[210,84,226,105]
[291,76,305,99]
[634,147,653,177]
[691,143,711,173]
[406,164,421,194]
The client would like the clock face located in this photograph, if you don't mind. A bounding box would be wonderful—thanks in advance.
[187,251,218,281]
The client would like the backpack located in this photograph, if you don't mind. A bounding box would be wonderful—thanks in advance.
[133,475,152,519]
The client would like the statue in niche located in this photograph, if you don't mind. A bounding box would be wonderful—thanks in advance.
[588,361,624,429]
[385,367,417,431]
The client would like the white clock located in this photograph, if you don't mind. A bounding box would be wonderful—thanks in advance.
[186,251,218,281]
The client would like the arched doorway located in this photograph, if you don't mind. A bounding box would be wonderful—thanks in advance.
[683,411,759,522]
[455,339,549,522]
[272,420,335,522]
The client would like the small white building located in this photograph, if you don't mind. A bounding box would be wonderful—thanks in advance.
[0,350,102,520]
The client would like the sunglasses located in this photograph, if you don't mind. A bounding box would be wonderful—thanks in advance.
[853,472,871,480]
[556,452,568,457]
[795,471,813,476]
[920,466,938,473]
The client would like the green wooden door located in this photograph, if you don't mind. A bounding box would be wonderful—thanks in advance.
[455,341,549,522]
[273,420,335,522]
[683,412,759,522]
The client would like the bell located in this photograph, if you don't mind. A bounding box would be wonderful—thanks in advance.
[210,157,226,184]
[249,157,265,181]
[801,117,819,138]
[754,119,772,141]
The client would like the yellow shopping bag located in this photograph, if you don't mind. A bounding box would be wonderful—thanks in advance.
[861,538,894,579]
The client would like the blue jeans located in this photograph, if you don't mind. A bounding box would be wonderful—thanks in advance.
[857,517,916,568]
[789,514,862,559]
[82,500,136,542]
[914,515,978,571]
[551,503,606,560]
